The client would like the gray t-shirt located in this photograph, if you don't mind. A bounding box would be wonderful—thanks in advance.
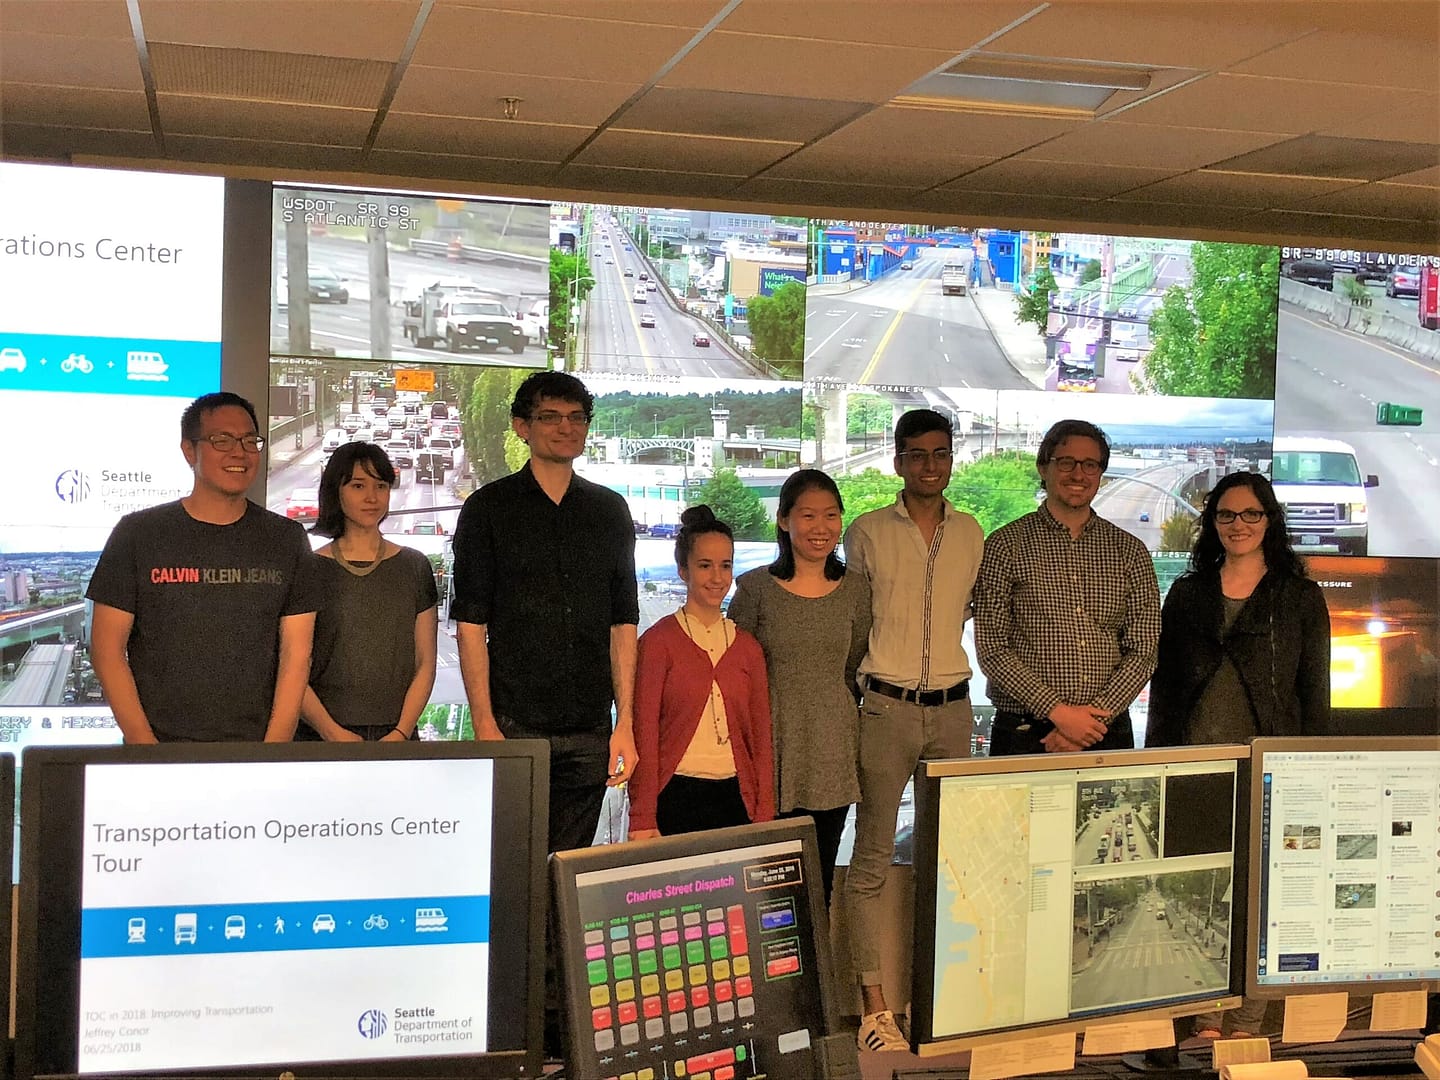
[1188,595,1258,745]
[308,545,438,737]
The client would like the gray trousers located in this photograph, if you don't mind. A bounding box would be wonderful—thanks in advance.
[845,689,973,986]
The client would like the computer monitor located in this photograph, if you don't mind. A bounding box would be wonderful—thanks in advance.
[1247,735,1440,998]
[911,745,1249,1054]
[14,741,549,1079]
[550,819,843,1080]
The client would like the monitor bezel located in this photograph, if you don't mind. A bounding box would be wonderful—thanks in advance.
[14,740,549,1080]
[549,818,844,1079]
[911,744,1250,1056]
[1246,734,1440,999]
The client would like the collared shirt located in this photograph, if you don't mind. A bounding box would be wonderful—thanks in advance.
[673,610,737,780]
[843,494,984,691]
[451,463,639,734]
[975,502,1160,719]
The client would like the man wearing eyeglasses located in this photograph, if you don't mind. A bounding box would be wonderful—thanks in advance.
[86,392,318,743]
[975,418,1160,756]
[841,409,984,1053]
[452,371,639,856]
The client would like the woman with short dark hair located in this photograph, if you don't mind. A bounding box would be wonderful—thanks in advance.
[300,442,438,742]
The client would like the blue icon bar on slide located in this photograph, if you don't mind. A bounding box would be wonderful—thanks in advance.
[80,895,490,958]
[0,332,219,398]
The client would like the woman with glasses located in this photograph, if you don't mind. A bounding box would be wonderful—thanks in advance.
[728,469,872,904]
[628,506,774,840]
[300,442,438,742]
[1149,471,1330,747]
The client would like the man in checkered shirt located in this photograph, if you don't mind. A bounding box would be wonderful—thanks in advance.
[975,419,1160,754]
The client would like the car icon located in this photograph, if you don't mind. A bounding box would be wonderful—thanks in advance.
[127,917,146,943]
[224,915,246,940]
[0,347,26,373]
[312,913,337,933]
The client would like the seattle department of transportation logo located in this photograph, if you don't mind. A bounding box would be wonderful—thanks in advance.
[357,1009,387,1039]
[55,469,90,504]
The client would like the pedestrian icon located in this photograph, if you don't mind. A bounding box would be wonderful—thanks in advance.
[274,916,285,934]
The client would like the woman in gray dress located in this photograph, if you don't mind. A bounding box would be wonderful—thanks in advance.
[729,469,871,903]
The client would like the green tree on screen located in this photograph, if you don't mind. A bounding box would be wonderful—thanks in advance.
[834,470,902,531]
[548,249,594,363]
[1160,513,1197,554]
[1016,266,1059,337]
[1079,259,1103,285]
[1135,243,1279,399]
[946,451,1040,535]
[746,280,805,367]
[691,469,771,541]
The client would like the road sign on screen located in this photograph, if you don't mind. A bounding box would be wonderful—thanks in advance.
[395,369,435,392]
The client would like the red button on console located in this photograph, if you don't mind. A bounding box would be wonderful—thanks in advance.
[668,990,687,1013]
[618,1000,638,1024]
[734,975,753,997]
[714,980,733,1002]
[643,996,662,1019]
[591,1006,612,1030]
[766,954,800,977]
[691,986,710,1008]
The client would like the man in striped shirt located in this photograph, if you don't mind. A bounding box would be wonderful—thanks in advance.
[976,419,1160,755]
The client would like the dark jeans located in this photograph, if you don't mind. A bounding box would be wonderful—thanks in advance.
[780,804,850,906]
[989,709,1134,757]
[495,716,610,853]
[656,775,750,835]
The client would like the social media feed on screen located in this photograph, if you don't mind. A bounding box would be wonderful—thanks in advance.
[1250,737,1440,996]
[17,744,546,1079]
[552,821,839,1080]
[911,747,1247,1051]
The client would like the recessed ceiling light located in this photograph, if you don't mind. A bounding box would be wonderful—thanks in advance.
[896,55,1154,118]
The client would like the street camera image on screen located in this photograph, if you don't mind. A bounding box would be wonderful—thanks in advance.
[75,758,496,1072]
[927,758,1239,1040]
[561,835,827,1080]
[1254,744,1440,990]
[1304,556,1439,709]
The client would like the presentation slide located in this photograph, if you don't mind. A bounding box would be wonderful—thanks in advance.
[77,758,494,1071]
[1256,748,1440,988]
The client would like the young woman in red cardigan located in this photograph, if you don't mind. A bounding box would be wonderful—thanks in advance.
[628,505,775,838]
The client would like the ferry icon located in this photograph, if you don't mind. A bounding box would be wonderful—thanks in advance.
[415,907,448,932]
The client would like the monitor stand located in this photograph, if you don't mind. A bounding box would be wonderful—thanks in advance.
[1121,1046,1210,1075]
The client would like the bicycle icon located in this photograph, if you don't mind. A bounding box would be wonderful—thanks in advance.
[363,913,389,931]
[60,353,94,374]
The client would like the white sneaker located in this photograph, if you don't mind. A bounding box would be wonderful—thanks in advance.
[858,1009,908,1052]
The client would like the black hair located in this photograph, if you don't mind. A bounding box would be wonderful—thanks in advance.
[1037,418,1111,471]
[675,504,734,568]
[312,442,397,538]
[510,371,594,421]
[1190,472,1305,578]
[768,468,846,582]
[894,409,953,453]
[180,392,259,443]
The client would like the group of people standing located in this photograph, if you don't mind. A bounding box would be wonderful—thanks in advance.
[86,375,1331,1051]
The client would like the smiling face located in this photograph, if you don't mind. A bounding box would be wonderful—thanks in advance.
[1039,435,1104,513]
[1215,484,1269,560]
[894,429,953,501]
[181,404,260,498]
[338,461,391,533]
[779,485,843,567]
[679,531,734,615]
[511,394,590,465]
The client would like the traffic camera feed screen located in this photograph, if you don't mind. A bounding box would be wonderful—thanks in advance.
[921,755,1240,1041]
[271,185,549,369]
[1252,742,1440,992]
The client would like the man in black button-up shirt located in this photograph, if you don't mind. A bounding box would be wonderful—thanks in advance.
[452,371,640,853]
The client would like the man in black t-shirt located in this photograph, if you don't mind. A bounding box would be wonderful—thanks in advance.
[452,371,639,854]
[86,392,318,742]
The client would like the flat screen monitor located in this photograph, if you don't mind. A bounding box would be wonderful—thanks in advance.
[1248,736,1440,998]
[550,819,842,1080]
[14,741,549,1079]
[911,745,1249,1054]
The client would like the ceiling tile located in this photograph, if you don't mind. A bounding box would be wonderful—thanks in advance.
[138,0,421,61]
[1209,135,1440,182]
[1082,199,1260,233]
[375,112,590,161]
[1117,74,1400,135]
[909,189,1101,226]
[1386,165,1440,188]
[573,129,796,174]
[1232,30,1440,94]
[392,66,638,127]
[435,0,727,28]
[618,87,866,143]
[807,105,1083,166]
[661,31,954,102]
[0,31,144,90]
[1115,170,1365,209]
[1011,120,1289,171]
[412,7,693,81]
[554,163,746,200]
[0,0,134,38]
[365,149,561,188]
[166,133,364,172]
[0,121,157,159]
[157,95,375,145]
[981,2,1312,68]
[759,147,994,190]
[1317,91,1440,144]
[718,1,1042,51]
[0,84,150,130]
[735,176,915,212]
[1302,183,1440,223]
[1243,209,1434,246]
[939,159,1177,199]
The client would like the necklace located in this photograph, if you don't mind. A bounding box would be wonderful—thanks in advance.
[679,608,731,746]
[332,537,386,578]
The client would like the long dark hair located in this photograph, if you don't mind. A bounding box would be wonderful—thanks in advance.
[1190,472,1305,578]
[675,504,733,568]
[313,442,397,538]
[769,469,846,582]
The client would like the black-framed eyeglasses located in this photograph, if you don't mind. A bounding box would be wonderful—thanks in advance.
[900,448,953,466]
[199,433,266,453]
[530,410,591,427]
[1051,456,1103,476]
[1215,508,1267,524]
